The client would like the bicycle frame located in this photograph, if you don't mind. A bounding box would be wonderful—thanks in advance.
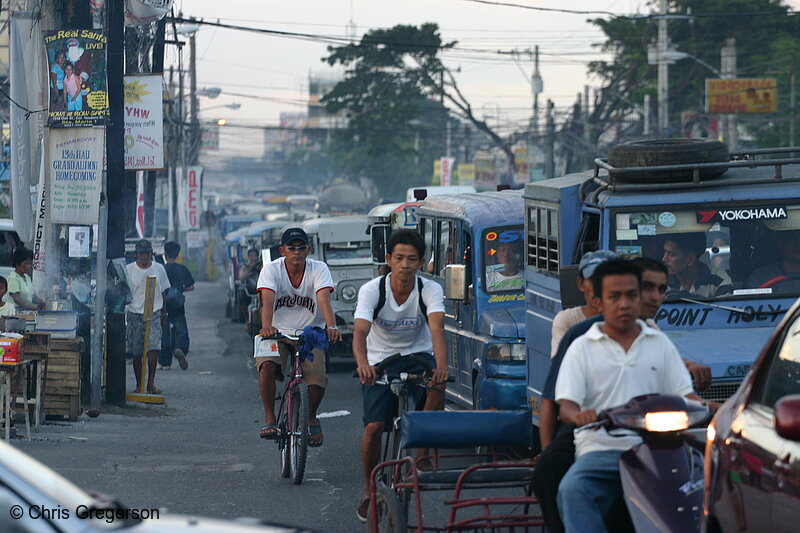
[276,342,304,443]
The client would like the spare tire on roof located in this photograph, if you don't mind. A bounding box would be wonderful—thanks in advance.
[607,138,730,183]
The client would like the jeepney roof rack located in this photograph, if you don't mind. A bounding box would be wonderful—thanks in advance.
[593,146,800,191]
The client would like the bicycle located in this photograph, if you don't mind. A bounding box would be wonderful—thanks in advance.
[259,329,315,485]
[355,353,451,532]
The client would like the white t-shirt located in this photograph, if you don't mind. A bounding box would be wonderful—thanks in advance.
[0,301,15,316]
[550,306,590,358]
[555,319,693,457]
[353,274,445,365]
[125,261,171,314]
[486,269,524,292]
[256,257,334,335]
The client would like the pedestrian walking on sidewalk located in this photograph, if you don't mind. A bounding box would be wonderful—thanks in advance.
[126,239,170,394]
[159,241,194,370]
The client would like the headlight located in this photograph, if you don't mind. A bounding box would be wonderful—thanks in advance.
[486,343,525,361]
[340,283,358,303]
[706,423,716,442]
[645,411,690,432]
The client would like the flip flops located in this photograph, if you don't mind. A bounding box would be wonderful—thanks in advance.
[260,423,280,440]
[309,423,324,447]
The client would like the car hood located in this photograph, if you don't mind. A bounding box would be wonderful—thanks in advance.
[663,326,775,379]
[131,515,316,532]
[477,305,525,338]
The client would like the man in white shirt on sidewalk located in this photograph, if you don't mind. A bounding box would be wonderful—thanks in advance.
[555,258,704,533]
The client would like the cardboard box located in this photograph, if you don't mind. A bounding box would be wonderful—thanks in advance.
[0,335,24,364]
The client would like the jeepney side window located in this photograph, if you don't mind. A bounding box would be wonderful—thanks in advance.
[420,217,435,273]
[526,204,559,272]
[572,212,600,264]
[437,220,453,277]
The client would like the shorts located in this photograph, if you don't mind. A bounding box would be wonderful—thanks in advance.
[126,310,162,358]
[255,338,328,388]
[362,352,435,428]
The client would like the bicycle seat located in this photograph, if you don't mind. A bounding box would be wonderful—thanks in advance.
[399,410,533,450]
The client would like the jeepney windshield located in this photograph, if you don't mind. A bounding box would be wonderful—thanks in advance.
[483,226,524,293]
[610,204,800,301]
[323,241,372,264]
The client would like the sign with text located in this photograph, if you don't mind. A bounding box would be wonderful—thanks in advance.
[124,74,164,170]
[178,166,203,230]
[200,126,219,151]
[44,29,109,127]
[706,78,777,114]
[440,157,455,186]
[48,128,104,224]
[186,230,208,249]
[457,163,475,186]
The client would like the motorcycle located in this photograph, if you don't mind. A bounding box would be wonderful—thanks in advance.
[578,394,710,533]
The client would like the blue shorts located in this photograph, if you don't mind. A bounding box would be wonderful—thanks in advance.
[362,353,435,428]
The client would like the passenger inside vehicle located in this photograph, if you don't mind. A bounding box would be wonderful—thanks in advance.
[662,232,732,299]
[747,229,800,294]
[486,241,523,292]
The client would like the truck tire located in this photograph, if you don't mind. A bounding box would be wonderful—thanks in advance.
[607,138,729,183]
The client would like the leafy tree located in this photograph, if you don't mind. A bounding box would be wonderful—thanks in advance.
[587,0,800,147]
[322,23,514,197]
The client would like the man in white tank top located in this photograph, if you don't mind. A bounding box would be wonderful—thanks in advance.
[352,229,449,522]
[256,228,341,446]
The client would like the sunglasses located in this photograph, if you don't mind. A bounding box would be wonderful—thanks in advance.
[286,245,308,252]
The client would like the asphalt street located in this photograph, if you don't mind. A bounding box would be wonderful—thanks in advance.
[14,280,369,532]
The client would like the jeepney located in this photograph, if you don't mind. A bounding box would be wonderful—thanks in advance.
[523,144,800,427]
[296,215,373,357]
[417,190,527,410]
[367,201,421,276]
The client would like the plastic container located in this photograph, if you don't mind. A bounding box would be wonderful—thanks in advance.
[35,311,78,339]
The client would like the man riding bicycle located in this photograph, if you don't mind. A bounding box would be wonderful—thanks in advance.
[257,228,342,447]
[352,229,449,522]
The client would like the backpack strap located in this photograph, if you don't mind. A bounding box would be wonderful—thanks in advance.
[373,274,388,321]
[417,276,428,324]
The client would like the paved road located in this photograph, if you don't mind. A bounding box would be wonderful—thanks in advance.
[15,280,368,532]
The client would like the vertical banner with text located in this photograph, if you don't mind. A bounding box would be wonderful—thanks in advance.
[178,166,203,230]
[440,157,455,187]
[44,29,109,127]
[124,74,164,170]
[48,128,104,224]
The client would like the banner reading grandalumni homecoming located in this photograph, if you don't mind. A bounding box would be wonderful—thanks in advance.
[48,128,104,224]
[44,29,109,127]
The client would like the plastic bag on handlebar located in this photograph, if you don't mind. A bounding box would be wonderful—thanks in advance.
[298,325,329,363]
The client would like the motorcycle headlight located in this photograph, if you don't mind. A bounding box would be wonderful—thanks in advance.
[486,343,525,361]
[340,283,358,303]
[617,409,707,432]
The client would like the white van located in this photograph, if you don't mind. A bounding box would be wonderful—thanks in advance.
[405,185,476,202]
[0,219,22,280]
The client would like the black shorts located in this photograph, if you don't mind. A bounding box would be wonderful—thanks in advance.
[362,353,435,428]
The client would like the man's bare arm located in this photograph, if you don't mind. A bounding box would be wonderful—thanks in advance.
[352,318,375,385]
[427,312,450,385]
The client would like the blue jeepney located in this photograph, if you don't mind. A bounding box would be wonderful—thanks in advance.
[523,147,800,426]
[416,190,527,411]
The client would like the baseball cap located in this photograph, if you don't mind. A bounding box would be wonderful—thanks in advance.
[578,250,617,279]
[134,239,153,253]
[281,228,309,246]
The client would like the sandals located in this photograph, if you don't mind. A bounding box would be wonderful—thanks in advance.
[309,423,324,447]
[146,385,162,394]
[260,423,280,440]
[357,496,370,523]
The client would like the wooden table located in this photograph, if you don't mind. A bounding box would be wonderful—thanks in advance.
[0,360,32,441]
[23,354,46,430]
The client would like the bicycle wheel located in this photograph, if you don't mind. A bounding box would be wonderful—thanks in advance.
[368,482,406,533]
[279,415,291,478]
[289,382,309,485]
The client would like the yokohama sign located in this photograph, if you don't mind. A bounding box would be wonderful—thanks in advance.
[696,206,787,223]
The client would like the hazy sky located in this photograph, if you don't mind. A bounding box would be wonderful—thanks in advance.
[169,0,800,162]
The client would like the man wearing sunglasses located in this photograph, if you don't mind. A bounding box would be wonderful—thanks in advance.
[256,228,342,447]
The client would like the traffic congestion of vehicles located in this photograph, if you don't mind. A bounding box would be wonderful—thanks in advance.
[210,139,800,532]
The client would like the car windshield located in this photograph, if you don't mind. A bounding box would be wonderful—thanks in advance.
[323,241,372,264]
[483,226,524,293]
[611,204,800,301]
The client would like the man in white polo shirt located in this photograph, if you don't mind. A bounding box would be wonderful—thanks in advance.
[555,258,703,533]
[352,229,448,522]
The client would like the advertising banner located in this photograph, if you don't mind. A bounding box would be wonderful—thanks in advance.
[706,78,777,114]
[124,74,164,170]
[200,126,220,151]
[48,128,104,224]
[11,13,46,243]
[135,171,145,238]
[178,166,202,230]
[440,157,455,187]
[457,163,476,187]
[44,29,109,127]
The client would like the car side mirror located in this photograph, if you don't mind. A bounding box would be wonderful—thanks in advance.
[775,394,800,441]
[444,264,467,300]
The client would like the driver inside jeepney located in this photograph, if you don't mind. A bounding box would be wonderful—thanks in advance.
[662,232,732,298]
[486,241,523,292]
[748,229,800,294]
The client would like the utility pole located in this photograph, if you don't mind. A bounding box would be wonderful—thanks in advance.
[189,29,199,165]
[545,100,555,179]
[791,55,796,148]
[721,38,737,150]
[146,18,166,236]
[657,0,669,135]
[643,94,651,135]
[531,45,543,138]
[104,0,127,406]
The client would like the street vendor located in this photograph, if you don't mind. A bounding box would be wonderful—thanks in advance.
[4,248,44,311]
